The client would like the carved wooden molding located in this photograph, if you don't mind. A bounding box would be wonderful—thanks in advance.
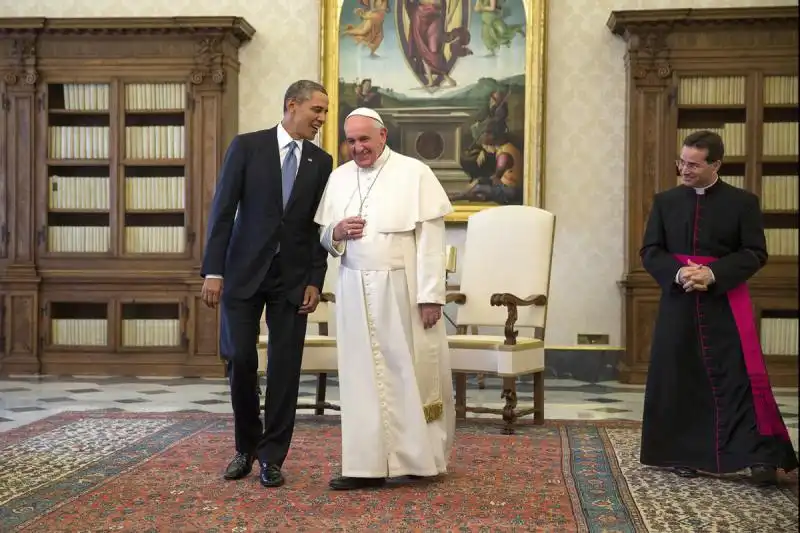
[628,29,672,84]
[607,7,798,85]
[191,36,225,86]
[0,17,255,42]
[606,6,798,34]
[3,34,38,86]
[0,17,255,88]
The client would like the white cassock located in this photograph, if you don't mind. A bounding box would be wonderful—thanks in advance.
[314,146,456,478]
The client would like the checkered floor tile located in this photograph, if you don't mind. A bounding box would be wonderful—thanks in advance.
[0,375,797,449]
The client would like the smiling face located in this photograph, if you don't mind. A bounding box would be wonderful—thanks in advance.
[285,90,329,141]
[344,115,387,167]
[677,145,719,188]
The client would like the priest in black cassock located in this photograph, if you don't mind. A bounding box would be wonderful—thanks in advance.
[639,129,797,486]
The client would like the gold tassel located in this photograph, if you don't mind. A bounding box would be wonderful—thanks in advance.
[423,401,443,423]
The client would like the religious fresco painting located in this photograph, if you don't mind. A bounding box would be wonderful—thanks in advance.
[335,0,531,210]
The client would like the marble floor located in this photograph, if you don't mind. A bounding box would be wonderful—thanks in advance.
[0,374,797,448]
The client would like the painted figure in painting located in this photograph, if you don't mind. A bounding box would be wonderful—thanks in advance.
[401,0,472,88]
[342,0,391,56]
[337,0,529,206]
[474,0,524,56]
[355,78,382,107]
[452,87,521,203]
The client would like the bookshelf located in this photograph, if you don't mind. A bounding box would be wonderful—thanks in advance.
[609,7,799,387]
[0,17,254,376]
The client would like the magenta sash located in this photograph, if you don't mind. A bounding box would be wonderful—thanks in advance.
[675,254,790,441]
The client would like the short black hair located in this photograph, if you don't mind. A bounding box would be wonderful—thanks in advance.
[283,80,327,112]
[682,130,725,163]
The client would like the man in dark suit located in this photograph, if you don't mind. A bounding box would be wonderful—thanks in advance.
[200,80,333,488]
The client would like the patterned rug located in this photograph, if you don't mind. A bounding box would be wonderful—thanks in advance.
[0,411,797,532]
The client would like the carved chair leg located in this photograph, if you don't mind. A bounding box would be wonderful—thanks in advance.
[500,376,517,435]
[454,372,467,420]
[533,371,544,425]
[315,372,328,415]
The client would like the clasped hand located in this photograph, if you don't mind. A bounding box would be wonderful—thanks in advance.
[333,216,365,241]
[679,260,713,292]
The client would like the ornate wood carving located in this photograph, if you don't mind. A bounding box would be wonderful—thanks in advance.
[627,30,672,86]
[4,36,38,86]
[191,37,225,86]
[489,292,548,345]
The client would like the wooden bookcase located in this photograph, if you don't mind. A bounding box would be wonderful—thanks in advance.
[0,17,254,376]
[609,7,799,387]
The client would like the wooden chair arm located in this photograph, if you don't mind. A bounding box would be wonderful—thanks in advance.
[489,293,547,345]
[446,292,466,304]
[321,292,335,303]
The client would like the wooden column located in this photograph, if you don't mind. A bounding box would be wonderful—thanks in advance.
[617,27,674,383]
[1,34,41,372]
[190,35,228,363]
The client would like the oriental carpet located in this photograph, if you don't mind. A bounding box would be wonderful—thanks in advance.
[0,411,796,532]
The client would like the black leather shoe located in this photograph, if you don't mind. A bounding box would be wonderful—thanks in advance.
[260,463,285,488]
[751,465,777,486]
[673,467,698,478]
[329,476,386,490]
[223,452,255,480]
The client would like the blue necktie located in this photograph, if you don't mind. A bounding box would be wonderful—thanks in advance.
[282,141,298,208]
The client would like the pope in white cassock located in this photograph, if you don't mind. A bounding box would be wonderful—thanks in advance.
[314,107,456,491]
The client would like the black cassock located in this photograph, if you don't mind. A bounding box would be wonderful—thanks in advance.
[639,179,797,474]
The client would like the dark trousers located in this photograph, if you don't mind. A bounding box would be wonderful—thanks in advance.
[222,258,308,467]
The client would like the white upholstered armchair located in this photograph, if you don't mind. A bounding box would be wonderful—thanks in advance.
[446,205,555,433]
[258,255,340,415]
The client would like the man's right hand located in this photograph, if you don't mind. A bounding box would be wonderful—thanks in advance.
[678,265,707,292]
[333,216,366,241]
[201,277,223,308]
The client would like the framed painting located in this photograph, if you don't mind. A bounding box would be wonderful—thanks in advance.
[320,0,548,222]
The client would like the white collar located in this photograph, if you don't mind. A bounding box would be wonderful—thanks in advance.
[277,121,303,151]
[694,175,718,195]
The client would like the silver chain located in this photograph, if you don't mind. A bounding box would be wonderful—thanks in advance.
[346,150,392,217]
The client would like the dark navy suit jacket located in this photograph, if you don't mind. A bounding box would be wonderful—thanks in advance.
[201,127,333,305]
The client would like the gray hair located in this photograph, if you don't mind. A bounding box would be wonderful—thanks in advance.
[283,80,327,111]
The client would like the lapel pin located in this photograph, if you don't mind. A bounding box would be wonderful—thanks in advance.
[307,158,312,162]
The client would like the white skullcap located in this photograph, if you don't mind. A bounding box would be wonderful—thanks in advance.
[346,107,384,126]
